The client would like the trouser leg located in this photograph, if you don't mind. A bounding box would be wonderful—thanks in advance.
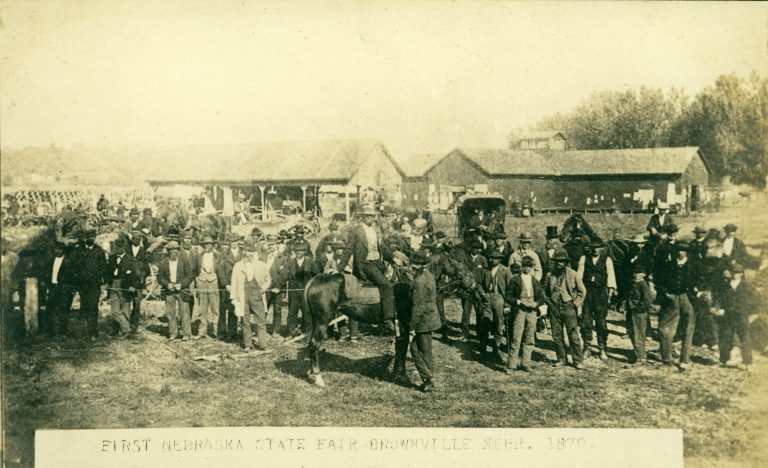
[130,293,142,332]
[165,295,179,338]
[594,294,609,349]
[410,332,433,383]
[550,308,566,362]
[81,286,101,337]
[271,292,283,335]
[580,294,595,346]
[393,322,409,376]
[45,286,61,335]
[179,300,191,337]
[521,311,537,367]
[436,292,447,330]
[563,303,583,364]
[717,315,733,364]
[287,294,301,336]
[735,312,752,365]
[362,262,395,321]
[461,297,475,335]
[631,311,648,361]
[197,288,209,336]
[659,297,681,364]
[490,293,504,342]
[348,319,360,338]
[679,294,695,364]
[509,311,526,368]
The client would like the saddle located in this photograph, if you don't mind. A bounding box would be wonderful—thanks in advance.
[342,274,380,305]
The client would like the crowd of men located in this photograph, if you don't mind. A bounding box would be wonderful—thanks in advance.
[5,199,765,393]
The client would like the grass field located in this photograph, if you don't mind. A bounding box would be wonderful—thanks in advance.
[3,203,768,467]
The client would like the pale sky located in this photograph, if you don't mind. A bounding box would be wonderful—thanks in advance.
[1,1,766,160]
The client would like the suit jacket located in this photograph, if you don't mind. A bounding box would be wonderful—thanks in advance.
[157,256,195,302]
[542,267,587,309]
[41,254,76,287]
[505,274,545,311]
[287,257,319,289]
[646,213,674,235]
[536,246,557,278]
[410,270,441,333]
[482,264,514,300]
[716,279,760,316]
[73,244,107,287]
[724,237,761,270]
[342,223,391,279]
[106,253,143,299]
[509,248,543,281]
[458,247,488,285]
[127,245,150,279]
[191,250,220,280]
[216,247,244,289]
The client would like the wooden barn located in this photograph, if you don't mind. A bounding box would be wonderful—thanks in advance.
[409,146,710,213]
[147,138,405,220]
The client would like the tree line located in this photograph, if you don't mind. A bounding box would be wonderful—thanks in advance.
[511,73,767,188]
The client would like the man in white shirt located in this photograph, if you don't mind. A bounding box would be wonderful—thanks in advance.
[509,231,543,281]
[43,243,74,336]
[577,241,617,361]
[159,241,193,341]
[193,236,220,340]
[230,240,272,350]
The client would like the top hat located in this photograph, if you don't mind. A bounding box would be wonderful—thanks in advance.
[724,223,738,234]
[519,231,534,242]
[546,226,559,239]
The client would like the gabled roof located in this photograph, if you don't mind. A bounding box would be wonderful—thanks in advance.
[399,153,446,178]
[519,130,567,140]
[426,146,707,178]
[550,146,707,176]
[451,148,557,176]
[148,139,404,184]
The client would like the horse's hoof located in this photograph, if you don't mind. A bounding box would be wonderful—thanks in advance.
[313,374,326,387]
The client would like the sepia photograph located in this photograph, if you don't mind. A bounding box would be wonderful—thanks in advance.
[1,1,767,467]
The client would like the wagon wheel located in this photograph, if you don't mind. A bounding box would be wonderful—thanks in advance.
[143,264,162,301]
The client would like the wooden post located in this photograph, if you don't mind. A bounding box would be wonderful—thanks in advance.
[24,277,39,335]
[259,185,266,221]
[301,185,308,213]
[345,188,351,223]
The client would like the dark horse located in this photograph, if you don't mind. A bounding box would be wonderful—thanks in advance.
[304,256,475,387]
[559,214,637,307]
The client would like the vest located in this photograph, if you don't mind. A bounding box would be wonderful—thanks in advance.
[583,254,608,289]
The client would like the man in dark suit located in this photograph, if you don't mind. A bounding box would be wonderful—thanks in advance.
[216,235,244,341]
[266,237,291,338]
[459,239,488,339]
[341,206,395,327]
[537,226,560,279]
[646,202,674,243]
[286,242,319,337]
[506,256,546,372]
[722,224,762,270]
[74,229,107,341]
[106,238,143,338]
[157,241,194,340]
[488,231,514,267]
[126,230,150,334]
[41,242,76,336]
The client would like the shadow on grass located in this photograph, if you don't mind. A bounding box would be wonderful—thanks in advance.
[274,352,395,384]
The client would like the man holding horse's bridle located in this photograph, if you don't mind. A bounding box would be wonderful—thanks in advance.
[341,206,397,331]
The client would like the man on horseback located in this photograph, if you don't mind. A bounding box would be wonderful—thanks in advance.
[341,206,397,331]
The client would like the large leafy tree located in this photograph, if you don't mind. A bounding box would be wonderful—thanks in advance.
[530,74,768,188]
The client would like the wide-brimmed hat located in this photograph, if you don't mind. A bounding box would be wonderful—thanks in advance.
[519,231,533,242]
[114,238,127,249]
[129,207,140,216]
[510,263,522,273]
[330,240,346,250]
[265,234,280,244]
[546,226,559,239]
[80,228,97,240]
[521,256,534,267]
[201,236,216,245]
[492,231,507,240]
[357,205,379,216]
[293,225,306,235]
[434,231,447,239]
[666,224,679,234]
[142,208,153,215]
[165,240,180,251]
[469,240,484,250]
[328,221,339,231]
[693,226,707,234]
[589,240,605,248]
[243,239,258,251]
[627,234,648,244]
[485,249,504,259]
[291,241,310,252]
[657,202,670,210]
[411,251,430,265]
[551,249,570,262]
[724,223,738,234]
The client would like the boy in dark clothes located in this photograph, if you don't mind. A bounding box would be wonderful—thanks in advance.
[409,252,442,392]
[626,266,654,364]
[714,263,760,370]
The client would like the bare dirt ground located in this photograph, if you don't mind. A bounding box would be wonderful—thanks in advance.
[2,202,767,467]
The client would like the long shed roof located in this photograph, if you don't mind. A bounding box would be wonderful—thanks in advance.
[148,139,404,185]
